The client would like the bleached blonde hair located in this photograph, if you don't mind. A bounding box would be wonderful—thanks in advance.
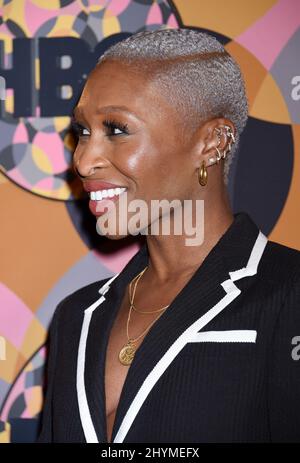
[98,28,248,184]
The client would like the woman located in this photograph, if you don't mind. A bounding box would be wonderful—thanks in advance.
[38,28,300,443]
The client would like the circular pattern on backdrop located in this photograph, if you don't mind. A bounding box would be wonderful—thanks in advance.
[0,0,179,200]
[0,347,46,443]
[187,25,296,236]
[0,0,299,443]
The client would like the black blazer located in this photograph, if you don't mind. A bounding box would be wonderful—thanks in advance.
[37,212,300,443]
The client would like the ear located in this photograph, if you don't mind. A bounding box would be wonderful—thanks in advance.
[197,118,236,168]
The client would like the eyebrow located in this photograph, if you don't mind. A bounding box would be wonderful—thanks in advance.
[73,105,144,122]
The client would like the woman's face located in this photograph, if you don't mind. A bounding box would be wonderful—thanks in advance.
[73,60,199,239]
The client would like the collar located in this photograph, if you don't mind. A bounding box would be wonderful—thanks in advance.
[77,211,268,443]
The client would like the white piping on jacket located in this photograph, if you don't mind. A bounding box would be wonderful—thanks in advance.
[76,273,119,443]
[188,329,257,343]
[77,230,268,443]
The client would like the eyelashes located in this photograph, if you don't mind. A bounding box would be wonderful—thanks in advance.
[103,118,129,135]
[71,119,90,137]
[71,117,129,138]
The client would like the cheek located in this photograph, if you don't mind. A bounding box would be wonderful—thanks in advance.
[113,137,162,183]
[117,133,191,198]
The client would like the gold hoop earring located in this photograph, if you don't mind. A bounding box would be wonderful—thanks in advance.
[198,160,207,186]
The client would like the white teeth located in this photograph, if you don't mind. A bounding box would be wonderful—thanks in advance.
[107,188,115,198]
[89,187,126,201]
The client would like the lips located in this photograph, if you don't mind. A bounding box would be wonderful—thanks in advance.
[83,180,126,192]
[81,180,128,217]
[88,195,122,217]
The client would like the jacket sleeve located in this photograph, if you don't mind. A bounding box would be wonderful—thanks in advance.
[36,298,65,443]
[268,273,300,442]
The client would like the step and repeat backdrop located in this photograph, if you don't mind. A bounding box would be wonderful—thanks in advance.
[0,0,299,443]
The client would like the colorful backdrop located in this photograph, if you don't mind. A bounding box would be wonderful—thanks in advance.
[0,0,299,443]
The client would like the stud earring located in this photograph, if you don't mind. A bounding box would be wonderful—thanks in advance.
[198,160,208,186]
[203,125,236,171]
[207,156,216,166]
[223,125,235,155]
[224,124,235,143]
[215,147,223,163]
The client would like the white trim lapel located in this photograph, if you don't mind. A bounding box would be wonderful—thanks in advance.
[76,214,268,443]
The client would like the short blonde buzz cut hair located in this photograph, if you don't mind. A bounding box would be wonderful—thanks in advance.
[98,28,249,185]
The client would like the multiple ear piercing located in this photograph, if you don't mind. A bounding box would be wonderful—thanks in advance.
[198,125,235,186]
[78,125,235,187]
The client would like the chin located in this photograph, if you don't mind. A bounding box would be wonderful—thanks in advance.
[95,217,130,240]
[95,212,152,239]
[99,231,130,240]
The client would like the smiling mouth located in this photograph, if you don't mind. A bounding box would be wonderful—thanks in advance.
[88,187,128,217]
[89,187,127,201]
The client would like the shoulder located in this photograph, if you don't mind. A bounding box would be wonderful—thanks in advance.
[264,246,300,441]
[259,238,300,286]
[258,239,300,329]
[50,276,115,329]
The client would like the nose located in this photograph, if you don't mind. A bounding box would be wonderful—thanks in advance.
[73,165,94,179]
[73,147,109,179]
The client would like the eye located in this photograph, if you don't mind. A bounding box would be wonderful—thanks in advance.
[71,119,90,138]
[103,118,129,137]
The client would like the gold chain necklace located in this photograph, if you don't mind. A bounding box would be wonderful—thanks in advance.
[129,270,169,314]
[118,266,170,366]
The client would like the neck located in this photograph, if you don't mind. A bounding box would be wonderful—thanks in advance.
[144,188,233,284]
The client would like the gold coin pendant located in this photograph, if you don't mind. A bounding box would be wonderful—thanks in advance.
[119,342,136,366]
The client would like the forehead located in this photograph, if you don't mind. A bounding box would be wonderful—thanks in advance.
[76,60,180,125]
